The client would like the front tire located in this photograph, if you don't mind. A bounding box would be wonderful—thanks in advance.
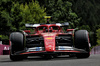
[10,54,24,61]
[10,32,24,61]
[74,30,90,58]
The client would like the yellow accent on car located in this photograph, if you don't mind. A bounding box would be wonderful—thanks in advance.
[46,37,53,39]
[49,48,51,50]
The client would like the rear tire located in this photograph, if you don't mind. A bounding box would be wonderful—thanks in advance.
[74,30,90,58]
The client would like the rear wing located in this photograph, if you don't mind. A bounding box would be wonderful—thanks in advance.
[56,22,69,27]
[25,24,40,28]
[25,22,69,28]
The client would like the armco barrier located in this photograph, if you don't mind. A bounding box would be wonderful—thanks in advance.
[0,44,9,55]
[90,45,100,54]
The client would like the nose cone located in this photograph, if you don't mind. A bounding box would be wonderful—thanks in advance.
[44,37,55,52]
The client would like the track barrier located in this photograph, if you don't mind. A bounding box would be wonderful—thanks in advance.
[90,45,100,54]
[0,44,9,55]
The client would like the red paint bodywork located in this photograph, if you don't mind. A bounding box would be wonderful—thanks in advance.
[10,24,85,55]
[19,24,79,55]
[67,29,74,32]
[24,30,31,33]
[27,24,72,52]
[42,33,56,52]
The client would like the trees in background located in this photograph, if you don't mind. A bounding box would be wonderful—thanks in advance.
[9,1,46,31]
[0,0,46,32]
[68,0,100,30]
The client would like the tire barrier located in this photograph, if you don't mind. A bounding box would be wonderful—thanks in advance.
[90,45,100,54]
[0,44,9,55]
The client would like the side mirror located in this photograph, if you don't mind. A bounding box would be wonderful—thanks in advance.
[24,30,30,33]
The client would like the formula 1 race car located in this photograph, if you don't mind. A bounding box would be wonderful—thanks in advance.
[9,17,90,61]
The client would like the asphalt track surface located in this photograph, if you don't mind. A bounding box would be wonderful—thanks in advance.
[0,54,100,66]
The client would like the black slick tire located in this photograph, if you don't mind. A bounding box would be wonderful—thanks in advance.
[74,30,90,58]
[10,32,24,61]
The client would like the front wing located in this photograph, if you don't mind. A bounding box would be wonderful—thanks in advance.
[11,46,88,55]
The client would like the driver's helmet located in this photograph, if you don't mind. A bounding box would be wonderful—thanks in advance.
[49,27,53,32]
[43,27,46,32]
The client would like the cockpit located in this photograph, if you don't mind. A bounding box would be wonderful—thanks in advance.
[37,25,60,33]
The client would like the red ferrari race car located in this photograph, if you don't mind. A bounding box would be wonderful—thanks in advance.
[9,19,91,61]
